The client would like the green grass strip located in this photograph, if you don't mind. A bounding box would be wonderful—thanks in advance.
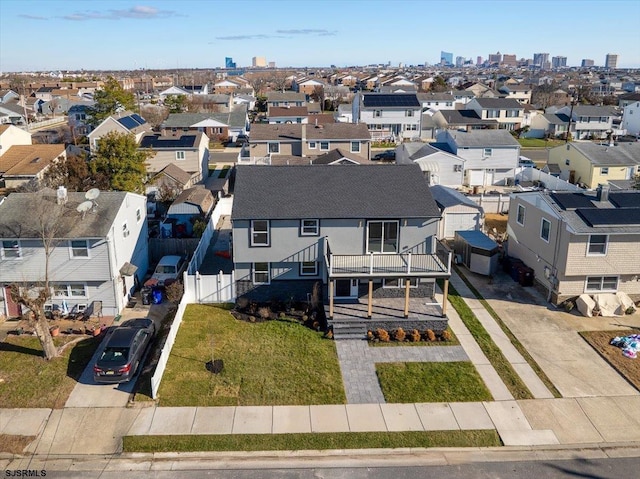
[453,267,561,398]
[123,430,501,452]
[441,280,533,400]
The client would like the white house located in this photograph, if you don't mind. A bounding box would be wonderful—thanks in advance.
[88,112,151,152]
[436,130,520,187]
[0,124,32,157]
[395,142,465,187]
[353,93,422,141]
[622,101,640,136]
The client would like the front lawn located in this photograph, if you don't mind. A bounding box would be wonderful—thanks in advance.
[0,335,100,408]
[157,304,345,406]
[580,330,640,392]
[518,138,564,148]
[123,430,501,452]
[376,362,493,403]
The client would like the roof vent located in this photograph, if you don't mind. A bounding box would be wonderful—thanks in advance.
[596,183,610,203]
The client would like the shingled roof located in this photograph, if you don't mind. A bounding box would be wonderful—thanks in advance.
[232,164,440,220]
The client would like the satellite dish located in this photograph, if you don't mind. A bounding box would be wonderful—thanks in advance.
[76,201,93,217]
[85,188,100,200]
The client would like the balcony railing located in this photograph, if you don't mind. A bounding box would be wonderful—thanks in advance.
[237,148,271,165]
[324,238,451,278]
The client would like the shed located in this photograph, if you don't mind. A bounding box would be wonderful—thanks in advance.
[166,186,215,236]
[430,185,484,239]
[454,230,500,276]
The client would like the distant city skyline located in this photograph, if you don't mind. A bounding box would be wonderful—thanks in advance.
[0,0,639,72]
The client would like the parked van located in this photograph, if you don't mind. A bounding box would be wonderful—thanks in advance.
[151,255,186,286]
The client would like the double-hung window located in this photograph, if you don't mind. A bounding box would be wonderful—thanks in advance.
[587,234,607,255]
[600,167,609,175]
[319,141,330,151]
[350,141,360,153]
[308,141,317,149]
[516,205,526,226]
[300,261,318,276]
[268,142,280,154]
[367,221,399,253]
[251,220,270,246]
[176,151,185,160]
[540,218,551,242]
[1,240,21,259]
[300,219,319,236]
[70,240,89,258]
[252,262,270,284]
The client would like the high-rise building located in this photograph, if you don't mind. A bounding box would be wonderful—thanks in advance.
[581,59,595,67]
[533,53,550,68]
[477,56,483,66]
[605,53,618,69]
[488,52,502,66]
[440,51,453,66]
[252,56,267,67]
[501,54,517,67]
[225,57,236,69]
[552,56,567,68]
[455,56,466,67]
[268,61,276,68]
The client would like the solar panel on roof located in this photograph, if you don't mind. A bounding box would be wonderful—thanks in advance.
[609,192,640,209]
[118,116,138,130]
[131,114,146,125]
[550,193,595,210]
[576,208,640,227]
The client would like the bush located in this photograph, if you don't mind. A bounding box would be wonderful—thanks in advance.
[367,330,374,341]
[410,329,421,342]
[393,327,406,342]
[165,281,184,303]
[376,328,390,342]
[258,307,271,319]
[441,330,452,342]
[425,329,436,342]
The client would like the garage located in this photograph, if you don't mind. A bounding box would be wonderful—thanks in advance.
[430,185,484,240]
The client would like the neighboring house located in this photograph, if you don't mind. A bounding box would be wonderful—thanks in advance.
[0,144,66,189]
[528,112,569,139]
[233,94,256,111]
[0,188,148,318]
[147,163,199,198]
[139,132,209,183]
[435,130,520,187]
[621,101,640,136]
[618,92,640,109]
[417,92,460,111]
[554,104,614,140]
[213,79,241,95]
[547,142,640,188]
[352,93,422,141]
[181,84,209,95]
[422,109,499,138]
[0,103,28,126]
[506,188,640,305]
[311,148,372,165]
[160,109,249,142]
[430,185,484,239]
[395,142,465,187]
[292,78,325,99]
[243,123,371,163]
[0,124,32,156]
[88,112,151,152]
[266,92,306,108]
[165,186,215,237]
[67,104,95,136]
[230,164,451,322]
[465,98,525,131]
[189,94,233,113]
[267,106,309,124]
[0,90,19,104]
[335,103,353,123]
[159,86,191,99]
[498,84,533,104]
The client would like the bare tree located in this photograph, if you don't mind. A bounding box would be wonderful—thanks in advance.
[269,71,289,93]
[140,104,169,128]
[8,191,77,359]
[247,74,269,96]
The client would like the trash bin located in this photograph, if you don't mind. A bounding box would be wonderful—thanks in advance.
[141,286,153,305]
[152,288,163,304]
[518,267,534,287]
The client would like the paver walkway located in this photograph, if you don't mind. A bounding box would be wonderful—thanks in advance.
[336,340,468,404]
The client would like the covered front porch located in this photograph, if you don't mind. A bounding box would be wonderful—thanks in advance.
[325,296,444,322]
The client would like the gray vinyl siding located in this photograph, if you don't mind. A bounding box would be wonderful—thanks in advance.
[565,234,640,277]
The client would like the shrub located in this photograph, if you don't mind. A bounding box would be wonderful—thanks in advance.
[425,329,436,342]
[410,329,421,342]
[165,281,184,303]
[367,330,374,341]
[278,312,286,319]
[393,327,406,342]
[441,329,452,342]
[258,307,271,319]
[376,328,390,342]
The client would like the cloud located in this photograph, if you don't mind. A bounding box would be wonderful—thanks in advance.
[18,14,48,20]
[61,5,182,21]
[215,29,337,41]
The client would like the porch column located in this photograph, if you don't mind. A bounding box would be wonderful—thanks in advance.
[329,280,334,319]
[442,278,449,317]
[404,279,410,318]
[367,280,373,319]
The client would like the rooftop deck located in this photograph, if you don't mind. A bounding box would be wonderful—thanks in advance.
[328,253,449,277]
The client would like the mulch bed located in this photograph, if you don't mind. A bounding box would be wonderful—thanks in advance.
[580,329,640,392]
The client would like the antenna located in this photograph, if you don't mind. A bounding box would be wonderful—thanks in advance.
[85,188,100,210]
[76,201,93,219]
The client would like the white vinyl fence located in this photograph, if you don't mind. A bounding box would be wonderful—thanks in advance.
[188,197,233,274]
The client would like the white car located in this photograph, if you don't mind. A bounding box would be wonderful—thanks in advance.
[150,255,186,286]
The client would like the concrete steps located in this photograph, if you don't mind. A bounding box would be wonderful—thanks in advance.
[331,321,368,340]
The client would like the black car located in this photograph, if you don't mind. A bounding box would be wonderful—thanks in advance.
[373,150,396,161]
[93,318,155,384]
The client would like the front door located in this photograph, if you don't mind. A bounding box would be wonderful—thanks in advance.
[335,279,358,298]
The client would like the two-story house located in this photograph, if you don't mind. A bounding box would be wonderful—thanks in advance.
[0,188,148,318]
[231,165,451,332]
[160,109,249,142]
[554,105,614,140]
[622,101,640,137]
[498,84,533,104]
[265,92,306,109]
[547,142,640,188]
[88,112,151,152]
[267,106,310,124]
[506,188,640,305]
[0,144,66,189]
[465,98,525,131]
[138,132,210,183]
[352,93,422,141]
[434,130,520,187]
[243,123,371,163]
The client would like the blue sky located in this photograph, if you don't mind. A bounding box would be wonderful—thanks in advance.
[1,0,639,72]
